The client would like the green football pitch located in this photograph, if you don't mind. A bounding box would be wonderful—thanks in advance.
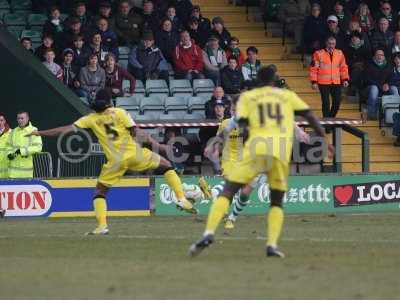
[1,214,400,300]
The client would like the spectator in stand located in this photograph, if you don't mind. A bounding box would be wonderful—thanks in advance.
[43,48,63,81]
[375,1,396,30]
[345,20,371,49]
[187,17,208,49]
[303,4,326,64]
[277,0,310,52]
[114,0,144,46]
[204,86,231,119]
[35,35,58,62]
[142,0,161,33]
[128,31,169,82]
[71,34,90,68]
[210,17,231,50]
[42,6,64,45]
[87,32,117,66]
[363,48,397,119]
[173,30,204,81]
[78,54,106,100]
[242,46,262,89]
[221,57,244,95]
[389,53,400,96]
[20,37,34,53]
[309,36,349,119]
[370,17,394,58]
[190,5,211,36]
[104,53,136,98]
[342,0,361,14]
[352,2,374,33]
[324,15,347,50]
[65,1,92,30]
[61,48,80,91]
[155,18,179,64]
[60,18,86,50]
[202,36,228,86]
[96,18,119,59]
[225,37,245,67]
[166,6,182,32]
[91,1,114,26]
[392,31,400,54]
[344,31,371,96]
[333,1,352,32]
[174,0,193,27]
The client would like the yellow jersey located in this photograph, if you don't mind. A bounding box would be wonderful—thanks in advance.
[237,86,309,163]
[74,107,137,162]
[217,118,241,164]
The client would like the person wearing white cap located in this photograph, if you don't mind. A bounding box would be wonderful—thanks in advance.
[324,15,346,50]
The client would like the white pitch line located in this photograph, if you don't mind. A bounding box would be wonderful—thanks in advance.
[0,234,399,244]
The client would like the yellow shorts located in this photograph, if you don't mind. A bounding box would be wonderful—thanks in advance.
[226,155,289,192]
[98,147,161,187]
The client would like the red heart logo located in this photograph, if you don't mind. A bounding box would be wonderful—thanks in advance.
[334,186,354,205]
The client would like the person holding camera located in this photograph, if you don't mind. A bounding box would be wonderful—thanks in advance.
[6,112,42,179]
[310,36,349,120]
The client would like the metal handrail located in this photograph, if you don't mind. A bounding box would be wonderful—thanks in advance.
[341,124,370,173]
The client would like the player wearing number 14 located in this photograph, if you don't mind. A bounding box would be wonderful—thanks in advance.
[27,89,197,235]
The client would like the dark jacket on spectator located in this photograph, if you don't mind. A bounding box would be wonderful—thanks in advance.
[303,14,326,53]
[42,19,64,44]
[142,12,161,33]
[65,13,92,30]
[105,65,136,96]
[323,28,347,50]
[155,29,179,63]
[364,59,392,89]
[389,67,400,87]
[60,28,88,50]
[128,44,168,74]
[168,16,183,32]
[375,11,396,30]
[210,28,231,50]
[188,27,209,49]
[62,63,79,88]
[173,40,204,73]
[173,0,193,26]
[87,44,118,66]
[72,46,91,68]
[193,15,211,34]
[79,65,106,94]
[335,11,352,33]
[99,28,119,59]
[113,11,144,46]
[221,65,244,94]
[370,29,394,57]
[204,96,231,119]
[344,41,371,67]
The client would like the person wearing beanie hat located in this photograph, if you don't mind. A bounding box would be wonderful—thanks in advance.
[128,30,169,82]
[210,16,231,50]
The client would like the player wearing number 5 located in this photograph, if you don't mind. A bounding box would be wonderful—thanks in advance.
[27,89,197,235]
[190,66,334,258]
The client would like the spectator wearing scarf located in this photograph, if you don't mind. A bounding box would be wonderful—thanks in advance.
[202,36,227,85]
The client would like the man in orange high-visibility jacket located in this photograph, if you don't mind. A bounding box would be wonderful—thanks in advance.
[309,36,349,121]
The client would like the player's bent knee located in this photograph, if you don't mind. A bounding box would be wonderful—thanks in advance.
[221,181,243,202]
[270,189,285,207]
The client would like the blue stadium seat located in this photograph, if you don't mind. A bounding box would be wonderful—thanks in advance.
[169,79,193,96]
[146,79,169,96]
[164,111,187,119]
[140,95,165,113]
[193,79,215,95]
[0,0,10,10]
[4,12,27,27]
[198,93,213,102]
[27,13,47,29]
[188,96,207,112]
[165,96,188,112]
[0,9,10,21]
[21,29,41,42]
[140,111,161,120]
[184,112,206,120]
[7,27,22,38]
[118,59,128,70]
[118,46,130,59]
[127,109,140,120]
[10,0,32,12]
[115,95,142,110]
[159,113,180,120]
[379,95,400,128]
[134,80,145,95]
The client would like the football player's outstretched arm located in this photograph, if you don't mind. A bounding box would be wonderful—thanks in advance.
[27,125,76,137]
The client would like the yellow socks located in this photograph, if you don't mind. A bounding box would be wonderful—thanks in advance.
[93,197,107,227]
[204,196,230,235]
[267,206,284,247]
[164,169,185,200]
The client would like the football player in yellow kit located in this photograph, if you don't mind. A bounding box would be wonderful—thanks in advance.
[190,67,333,258]
[29,90,196,235]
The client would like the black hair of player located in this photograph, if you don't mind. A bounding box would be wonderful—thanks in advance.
[91,89,112,112]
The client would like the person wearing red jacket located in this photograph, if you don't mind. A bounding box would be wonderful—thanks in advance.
[309,36,349,119]
[173,30,205,81]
